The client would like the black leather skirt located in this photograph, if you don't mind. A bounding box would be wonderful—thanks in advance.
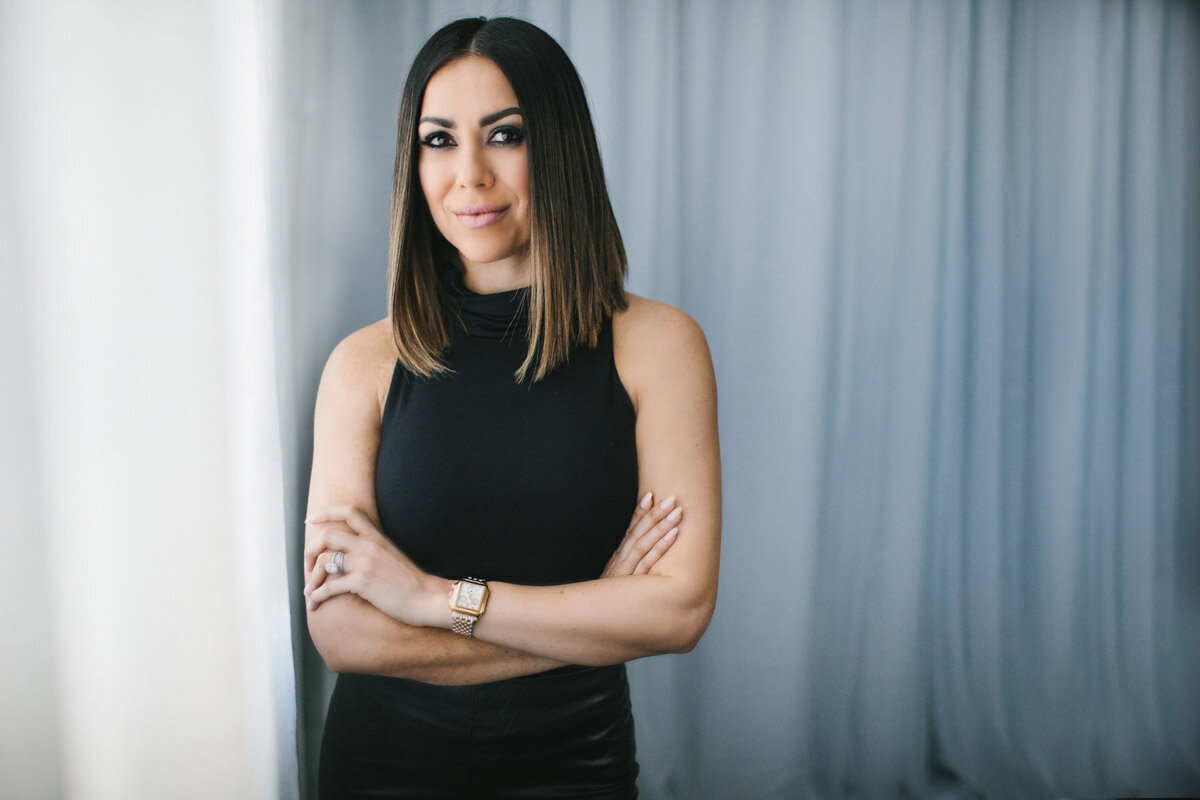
[318,664,639,799]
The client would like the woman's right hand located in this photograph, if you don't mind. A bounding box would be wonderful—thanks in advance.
[601,492,683,578]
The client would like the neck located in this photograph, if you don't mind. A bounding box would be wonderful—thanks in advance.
[459,255,532,295]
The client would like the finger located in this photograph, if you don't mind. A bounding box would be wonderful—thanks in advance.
[634,526,679,575]
[304,519,353,573]
[628,504,682,562]
[626,491,654,532]
[603,494,678,578]
[303,529,361,568]
[305,552,329,593]
[304,532,334,573]
[628,494,676,541]
[304,536,343,576]
[304,504,358,525]
[306,506,380,539]
[306,572,356,611]
[302,554,345,597]
[602,533,640,579]
[303,523,322,574]
[613,528,639,566]
[615,496,675,566]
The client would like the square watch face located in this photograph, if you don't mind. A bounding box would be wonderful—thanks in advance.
[458,582,485,612]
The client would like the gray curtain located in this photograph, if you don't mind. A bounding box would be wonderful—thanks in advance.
[283,1,1200,797]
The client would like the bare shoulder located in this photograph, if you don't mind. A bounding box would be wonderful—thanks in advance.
[613,294,716,411]
[614,292,705,340]
[319,318,396,413]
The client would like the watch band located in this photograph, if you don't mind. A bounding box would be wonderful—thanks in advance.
[451,610,479,637]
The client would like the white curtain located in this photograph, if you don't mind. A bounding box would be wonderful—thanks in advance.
[1,1,298,798]
[286,1,1200,798]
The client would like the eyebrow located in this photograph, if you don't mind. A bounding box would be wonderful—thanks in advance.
[419,107,523,128]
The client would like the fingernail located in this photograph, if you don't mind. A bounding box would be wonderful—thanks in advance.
[665,527,678,540]
[660,495,676,511]
[303,585,312,596]
[304,516,314,524]
[640,492,653,509]
[667,507,682,523]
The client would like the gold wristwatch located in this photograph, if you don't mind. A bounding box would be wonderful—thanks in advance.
[449,577,489,637]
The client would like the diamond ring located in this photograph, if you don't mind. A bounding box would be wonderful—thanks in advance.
[324,551,345,574]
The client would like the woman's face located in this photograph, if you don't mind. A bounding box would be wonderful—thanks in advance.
[418,56,531,287]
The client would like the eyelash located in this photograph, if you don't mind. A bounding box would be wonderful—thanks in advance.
[419,131,453,149]
[489,125,525,146]
[418,125,525,150]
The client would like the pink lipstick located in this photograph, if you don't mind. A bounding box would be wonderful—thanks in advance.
[454,204,509,229]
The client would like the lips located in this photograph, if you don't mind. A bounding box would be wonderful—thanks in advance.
[453,204,510,229]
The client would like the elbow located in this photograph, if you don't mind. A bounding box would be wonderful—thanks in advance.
[664,593,716,655]
[308,617,352,673]
[316,642,356,674]
[313,632,381,676]
[307,606,369,675]
[307,597,423,677]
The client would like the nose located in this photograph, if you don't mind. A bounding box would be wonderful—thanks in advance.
[456,143,493,189]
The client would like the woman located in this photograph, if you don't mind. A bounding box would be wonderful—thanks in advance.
[303,17,720,798]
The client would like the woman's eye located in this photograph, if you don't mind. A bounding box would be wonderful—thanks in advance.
[489,125,525,146]
[419,132,453,149]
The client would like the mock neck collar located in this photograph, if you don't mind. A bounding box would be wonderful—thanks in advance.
[443,268,530,340]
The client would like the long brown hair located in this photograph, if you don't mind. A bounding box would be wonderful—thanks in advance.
[388,17,628,382]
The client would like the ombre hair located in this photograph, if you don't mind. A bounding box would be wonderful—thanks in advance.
[387,17,628,382]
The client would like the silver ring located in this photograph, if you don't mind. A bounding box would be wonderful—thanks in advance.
[324,551,345,574]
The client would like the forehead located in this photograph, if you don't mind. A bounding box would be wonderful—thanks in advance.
[420,56,518,118]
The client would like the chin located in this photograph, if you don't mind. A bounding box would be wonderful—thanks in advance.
[455,243,530,270]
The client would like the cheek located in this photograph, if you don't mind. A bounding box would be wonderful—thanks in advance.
[508,158,531,225]
[513,160,530,199]
[417,164,453,243]
[417,163,440,211]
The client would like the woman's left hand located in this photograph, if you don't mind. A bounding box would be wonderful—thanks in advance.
[303,505,445,627]
[601,492,682,578]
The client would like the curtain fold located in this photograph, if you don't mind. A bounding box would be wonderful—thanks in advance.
[1,1,298,798]
[286,1,1200,797]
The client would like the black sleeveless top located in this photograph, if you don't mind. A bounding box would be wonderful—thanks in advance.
[374,272,638,584]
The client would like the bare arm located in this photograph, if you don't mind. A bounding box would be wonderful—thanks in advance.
[306,298,722,667]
